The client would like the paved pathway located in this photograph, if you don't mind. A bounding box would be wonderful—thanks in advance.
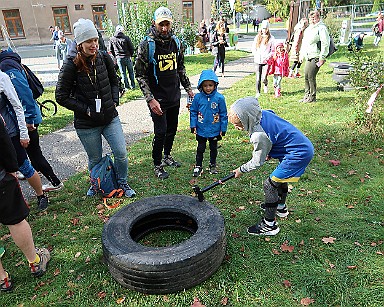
[20,54,256,201]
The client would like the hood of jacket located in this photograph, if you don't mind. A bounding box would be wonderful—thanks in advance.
[230,97,264,134]
[0,50,23,72]
[114,31,125,38]
[197,69,219,91]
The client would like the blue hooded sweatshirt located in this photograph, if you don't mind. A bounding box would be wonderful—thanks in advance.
[190,69,228,138]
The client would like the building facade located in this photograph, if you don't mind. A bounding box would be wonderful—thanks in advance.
[0,0,211,46]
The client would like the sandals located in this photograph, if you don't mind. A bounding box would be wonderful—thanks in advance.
[0,271,13,292]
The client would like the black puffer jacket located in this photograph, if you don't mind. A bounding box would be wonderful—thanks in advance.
[55,51,119,129]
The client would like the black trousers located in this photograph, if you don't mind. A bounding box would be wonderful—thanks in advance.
[150,105,179,166]
[26,126,60,185]
[195,134,221,167]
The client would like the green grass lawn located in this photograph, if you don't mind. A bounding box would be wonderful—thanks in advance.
[0,40,383,306]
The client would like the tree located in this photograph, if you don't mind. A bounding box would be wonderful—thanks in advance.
[234,0,244,13]
[265,0,291,20]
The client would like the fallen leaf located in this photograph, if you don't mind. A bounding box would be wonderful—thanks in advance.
[329,160,340,166]
[347,265,357,269]
[282,279,291,288]
[265,237,271,242]
[299,240,305,246]
[322,237,336,244]
[74,252,81,258]
[272,249,280,255]
[53,268,60,276]
[331,174,338,178]
[371,242,377,247]
[191,297,206,307]
[116,296,125,304]
[220,296,229,305]
[280,241,295,253]
[85,256,91,263]
[376,251,383,255]
[354,241,362,247]
[70,218,80,226]
[348,170,357,175]
[295,219,301,223]
[300,297,315,305]
[231,233,240,238]
[163,295,170,302]
[97,291,107,299]
[346,205,354,209]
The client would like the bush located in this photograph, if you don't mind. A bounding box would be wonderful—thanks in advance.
[348,51,384,135]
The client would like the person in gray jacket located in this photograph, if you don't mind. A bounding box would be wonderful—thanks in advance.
[109,25,136,90]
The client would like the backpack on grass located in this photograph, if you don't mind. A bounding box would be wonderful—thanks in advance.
[90,155,124,208]
[21,64,44,99]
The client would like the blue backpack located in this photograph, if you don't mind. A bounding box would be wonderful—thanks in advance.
[90,155,124,203]
[144,35,181,84]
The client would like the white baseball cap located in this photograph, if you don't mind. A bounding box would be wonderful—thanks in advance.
[154,7,173,24]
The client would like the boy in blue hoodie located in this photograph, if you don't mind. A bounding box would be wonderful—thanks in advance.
[190,69,228,176]
[229,97,314,236]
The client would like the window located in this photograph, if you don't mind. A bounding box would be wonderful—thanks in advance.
[52,7,71,34]
[92,5,106,30]
[2,9,25,38]
[182,1,194,23]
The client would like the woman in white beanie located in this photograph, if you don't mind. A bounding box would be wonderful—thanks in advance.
[251,20,275,98]
[55,18,136,198]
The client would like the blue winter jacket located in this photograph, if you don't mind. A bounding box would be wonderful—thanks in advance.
[190,69,228,138]
[0,50,42,125]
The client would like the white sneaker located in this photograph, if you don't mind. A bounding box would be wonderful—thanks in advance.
[42,182,64,192]
[263,86,268,93]
[255,93,260,98]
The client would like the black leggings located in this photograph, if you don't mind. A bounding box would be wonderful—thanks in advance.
[26,126,60,185]
[151,105,180,166]
[290,61,302,71]
[195,135,220,167]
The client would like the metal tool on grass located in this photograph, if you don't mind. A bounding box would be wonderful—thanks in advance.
[192,173,235,202]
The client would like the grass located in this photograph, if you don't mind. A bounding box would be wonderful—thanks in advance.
[0,39,383,306]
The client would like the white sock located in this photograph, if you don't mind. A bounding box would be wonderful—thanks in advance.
[264,219,275,226]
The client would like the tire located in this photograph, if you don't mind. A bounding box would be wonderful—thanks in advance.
[40,99,57,117]
[102,194,226,294]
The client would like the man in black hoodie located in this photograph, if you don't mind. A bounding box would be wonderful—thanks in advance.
[109,25,136,90]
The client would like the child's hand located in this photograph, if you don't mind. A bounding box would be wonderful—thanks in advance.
[191,128,196,134]
[233,168,242,178]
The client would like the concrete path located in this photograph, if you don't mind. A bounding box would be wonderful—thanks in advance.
[19,54,256,201]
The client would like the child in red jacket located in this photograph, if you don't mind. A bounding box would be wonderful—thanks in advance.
[268,43,289,97]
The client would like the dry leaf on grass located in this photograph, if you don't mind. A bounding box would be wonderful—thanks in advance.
[280,241,295,252]
[300,297,315,305]
[347,265,357,269]
[191,297,206,307]
[221,297,229,305]
[322,237,336,244]
[329,160,340,166]
[282,279,292,288]
[116,296,125,304]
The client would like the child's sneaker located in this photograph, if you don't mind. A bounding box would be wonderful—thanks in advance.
[42,181,64,192]
[162,155,181,167]
[37,194,49,211]
[247,218,280,236]
[209,164,218,174]
[260,203,289,218]
[263,85,268,93]
[0,271,13,292]
[119,182,136,198]
[193,166,203,177]
[295,72,301,78]
[30,248,51,277]
[154,165,169,179]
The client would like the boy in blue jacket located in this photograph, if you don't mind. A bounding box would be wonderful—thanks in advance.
[229,97,314,236]
[190,69,228,176]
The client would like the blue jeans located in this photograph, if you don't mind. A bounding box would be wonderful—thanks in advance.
[117,57,135,89]
[76,116,128,184]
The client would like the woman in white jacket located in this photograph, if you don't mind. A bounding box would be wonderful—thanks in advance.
[251,20,275,98]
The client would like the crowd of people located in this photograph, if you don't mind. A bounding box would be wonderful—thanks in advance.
[1,6,382,292]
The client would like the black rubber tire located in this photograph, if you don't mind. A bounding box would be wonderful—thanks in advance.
[40,99,57,117]
[102,194,226,294]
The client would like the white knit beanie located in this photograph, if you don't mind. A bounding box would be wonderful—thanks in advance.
[73,18,98,45]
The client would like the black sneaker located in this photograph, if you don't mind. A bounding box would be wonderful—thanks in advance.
[260,203,289,218]
[209,164,218,174]
[247,219,280,236]
[154,165,169,179]
[37,194,49,211]
[162,155,181,167]
[193,166,203,177]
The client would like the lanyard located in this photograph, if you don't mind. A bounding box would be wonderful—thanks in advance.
[87,64,99,97]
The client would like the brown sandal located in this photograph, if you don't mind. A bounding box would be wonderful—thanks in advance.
[0,271,13,292]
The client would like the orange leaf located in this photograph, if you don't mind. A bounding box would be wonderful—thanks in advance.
[221,297,229,305]
[347,265,357,269]
[116,297,126,304]
[322,237,336,244]
[300,297,315,305]
[280,241,295,252]
[282,279,292,288]
[329,160,340,166]
[191,297,206,307]
[272,249,280,255]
